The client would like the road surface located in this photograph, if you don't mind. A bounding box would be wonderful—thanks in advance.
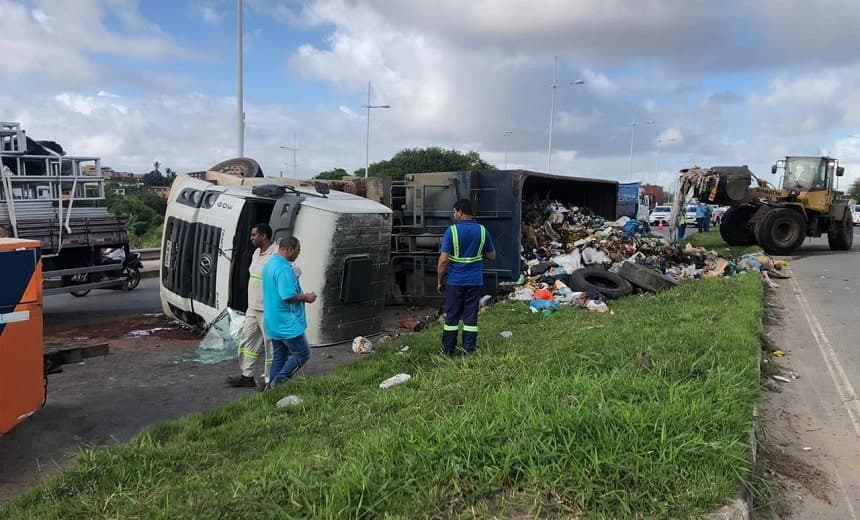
[43,278,161,335]
[759,228,860,518]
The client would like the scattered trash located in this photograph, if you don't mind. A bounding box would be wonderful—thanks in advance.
[276,395,303,408]
[500,331,513,338]
[397,345,410,355]
[529,299,560,313]
[380,373,412,389]
[772,375,792,383]
[802,446,813,452]
[128,327,171,337]
[352,336,374,354]
[771,350,785,357]
[398,319,425,332]
[586,300,610,313]
[479,295,492,307]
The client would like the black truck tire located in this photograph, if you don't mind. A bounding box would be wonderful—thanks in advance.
[570,267,633,299]
[756,208,807,255]
[719,205,757,246]
[827,211,854,251]
[617,261,673,293]
[208,158,264,178]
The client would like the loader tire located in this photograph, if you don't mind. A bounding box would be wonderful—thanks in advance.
[827,211,854,251]
[719,205,757,246]
[570,267,633,299]
[756,208,806,255]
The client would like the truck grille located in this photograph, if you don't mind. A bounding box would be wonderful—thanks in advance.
[162,217,220,308]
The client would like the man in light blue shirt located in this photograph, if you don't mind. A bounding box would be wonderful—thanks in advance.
[262,237,317,388]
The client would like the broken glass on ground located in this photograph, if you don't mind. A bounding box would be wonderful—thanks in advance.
[170,308,245,365]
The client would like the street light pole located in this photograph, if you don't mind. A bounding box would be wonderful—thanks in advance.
[279,134,297,178]
[236,0,244,157]
[546,56,585,174]
[504,131,513,169]
[628,118,655,181]
[362,82,391,178]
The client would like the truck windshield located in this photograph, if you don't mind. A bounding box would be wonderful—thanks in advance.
[783,158,826,191]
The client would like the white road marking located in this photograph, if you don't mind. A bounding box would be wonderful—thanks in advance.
[790,275,860,519]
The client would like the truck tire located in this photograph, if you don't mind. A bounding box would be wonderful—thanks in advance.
[756,208,806,254]
[827,211,854,251]
[617,261,673,293]
[208,158,264,178]
[719,205,757,246]
[570,267,633,299]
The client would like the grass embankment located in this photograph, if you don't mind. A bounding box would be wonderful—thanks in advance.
[3,277,763,519]
[685,228,761,257]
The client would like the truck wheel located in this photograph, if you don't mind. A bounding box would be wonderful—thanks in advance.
[570,267,633,299]
[208,158,264,178]
[756,208,806,254]
[827,211,854,251]
[719,205,757,246]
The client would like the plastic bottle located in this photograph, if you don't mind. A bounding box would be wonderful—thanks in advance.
[379,373,412,389]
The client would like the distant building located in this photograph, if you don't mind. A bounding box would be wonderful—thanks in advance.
[641,184,665,207]
[146,186,171,199]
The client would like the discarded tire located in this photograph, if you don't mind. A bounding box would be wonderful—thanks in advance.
[617,261,673,293]
[209,157,264,178]
[756,208,806,254]
[720,205,757,246]
[570,267,633,299]
[827,210,854,251]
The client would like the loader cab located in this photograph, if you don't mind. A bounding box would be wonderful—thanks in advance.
[773,156,844,192]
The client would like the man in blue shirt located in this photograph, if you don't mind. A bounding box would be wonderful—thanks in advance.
[262,237,317,388]
[695,202,706,233]
[437,199,496,356]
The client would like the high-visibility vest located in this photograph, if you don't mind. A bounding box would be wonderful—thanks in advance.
[448,224,487,263]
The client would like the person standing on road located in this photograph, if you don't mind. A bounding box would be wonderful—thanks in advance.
[226,223,276,388]
[437,199,496,356]
[262,237,316,388]
[695,202,706,233]
[703,204,713,232]
[677,210,688,241]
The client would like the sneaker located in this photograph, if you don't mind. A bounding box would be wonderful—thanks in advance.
[225,375,257,388]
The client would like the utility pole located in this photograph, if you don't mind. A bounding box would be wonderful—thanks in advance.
[236,0,244,157]
[361,82,390,178]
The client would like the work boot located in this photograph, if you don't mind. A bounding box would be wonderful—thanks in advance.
[225,375,256,388]
[254,376,269,392]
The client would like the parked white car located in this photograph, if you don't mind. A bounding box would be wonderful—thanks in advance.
[853,204,860,226]
[648,206,672,225]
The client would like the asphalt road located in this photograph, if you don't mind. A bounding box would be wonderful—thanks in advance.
[760,228,860,518]
[43,278,162,335]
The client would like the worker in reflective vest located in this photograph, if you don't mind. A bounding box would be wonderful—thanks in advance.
[437,199,496,356]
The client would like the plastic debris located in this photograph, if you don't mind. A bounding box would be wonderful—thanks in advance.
[772,375,792,383]
[171,308,244,365]
[802,446,813,452]
[586,300,610,313]
[399,319,424,331]
[500,331,513,338]
[479,295,492,307]
[380,373,412,389]
[276,395,303,408]
[771,350,785,357]
[397,345,410,355]
[352,336,374,354]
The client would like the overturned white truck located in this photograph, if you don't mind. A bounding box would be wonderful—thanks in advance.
[159,160,392,346]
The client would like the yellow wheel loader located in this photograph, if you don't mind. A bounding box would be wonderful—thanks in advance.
[684,156,853,254]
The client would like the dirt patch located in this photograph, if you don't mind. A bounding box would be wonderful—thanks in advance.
[46,314,197,346]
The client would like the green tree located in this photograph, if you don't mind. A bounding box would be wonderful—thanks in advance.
[315,168,351,180]
[353,147,496,181]
[849,178,860,200]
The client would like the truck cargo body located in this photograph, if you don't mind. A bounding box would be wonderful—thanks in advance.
[390,170,618,303]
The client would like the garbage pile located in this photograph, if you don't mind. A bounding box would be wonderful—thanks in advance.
[499,199,787,312]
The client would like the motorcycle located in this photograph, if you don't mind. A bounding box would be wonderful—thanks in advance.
[69,252,144,297]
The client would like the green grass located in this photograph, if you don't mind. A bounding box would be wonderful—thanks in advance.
[685,228,761,257]
[2,275,763,520]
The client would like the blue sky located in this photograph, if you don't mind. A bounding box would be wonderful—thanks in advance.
[3,0,860,191]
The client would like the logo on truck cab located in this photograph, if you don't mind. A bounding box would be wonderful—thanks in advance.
[216,201,233,211]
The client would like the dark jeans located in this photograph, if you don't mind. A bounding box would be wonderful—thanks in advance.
[270,334,311,384]
[442,285,482,354]
[696,217,706,233]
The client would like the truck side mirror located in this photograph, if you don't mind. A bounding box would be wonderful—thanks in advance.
[314,181,330,196]
[837,166,845,177]
[771,165,777,174]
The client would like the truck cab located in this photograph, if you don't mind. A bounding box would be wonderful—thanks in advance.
[159,170,393,346]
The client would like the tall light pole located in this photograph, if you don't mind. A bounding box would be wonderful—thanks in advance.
[546,55,585,174]
[653,137,679,185]
[362,82,390,178]
[236,0,244,157]
[280,134,297,178]
[503,130,513,169]
[628,118,655,181]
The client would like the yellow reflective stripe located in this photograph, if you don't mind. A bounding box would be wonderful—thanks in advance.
[442,324,460,331]
[249,274,263,281]
[448,224,486,263]
[238,349,259,359]
[462,325,479,333]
